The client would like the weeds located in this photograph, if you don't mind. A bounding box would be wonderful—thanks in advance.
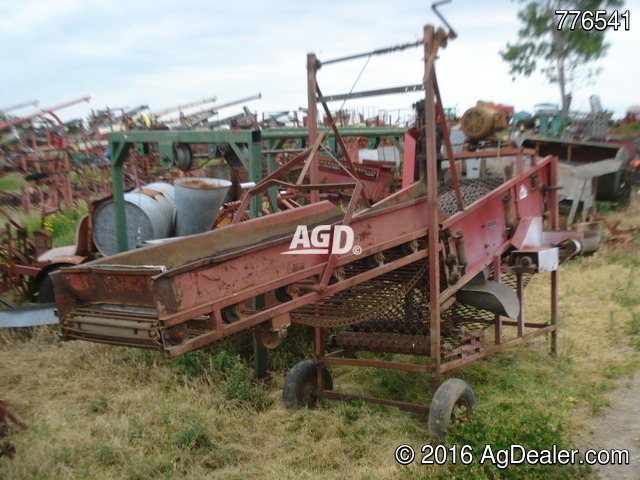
[445,408,590,479]
[172,348,273,410]
[42,205,87,246]
[1,204,639,480]
[90,392,109,414]
[174,420,212,452]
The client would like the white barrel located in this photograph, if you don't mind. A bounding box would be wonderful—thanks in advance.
[174,177,231,236]
[93,183,176,256]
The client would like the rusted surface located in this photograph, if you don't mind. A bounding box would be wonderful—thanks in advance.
[177,179,227,189]
[51,20,591,435]
[334,331,432,355]
[54,149,579,361]
[0,400,27,459]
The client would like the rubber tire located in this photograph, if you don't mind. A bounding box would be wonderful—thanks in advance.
[282,359,333,409]
[275,286,293,303]
[428,378,476,439]
[38,274,55,304]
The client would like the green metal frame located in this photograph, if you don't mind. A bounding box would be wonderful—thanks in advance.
[261,126,407,155]
[109,129,264,253]
[109,129,268,376]
[107,126,408,376]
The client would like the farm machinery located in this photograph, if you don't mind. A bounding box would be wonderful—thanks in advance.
[52,8,599,437]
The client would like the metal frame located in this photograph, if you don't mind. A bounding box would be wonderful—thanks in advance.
[108,129,265,253]
[302,23,560,408]
[54,18,582,420]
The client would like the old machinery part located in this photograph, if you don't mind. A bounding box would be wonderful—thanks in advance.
[428,378,475,439]
[0,304,58,328]
[172,144,193,171]
[221,304,241,324]
[461,101,510,141]
[399,239,419,255]
[363,252,385,269]
[283,360,333,409]
[455,280,520,318]
[92,183,176,256]
[508,247,559,274]
[174,177,232,237]
[290,258,429,328]
[437,177,503,217]
[0,400,27,459]
[275,285,294,303]
[555,238,582,262]
[572,222,601,255]
[334,331,431,355]
[164,324,188,345]
[255,323,287,350]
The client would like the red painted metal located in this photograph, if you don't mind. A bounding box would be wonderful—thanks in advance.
[51,20,597,420]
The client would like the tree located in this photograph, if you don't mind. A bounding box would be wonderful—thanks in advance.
[501,0,624,114]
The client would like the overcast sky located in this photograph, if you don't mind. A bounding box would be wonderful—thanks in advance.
[1,0,638,124]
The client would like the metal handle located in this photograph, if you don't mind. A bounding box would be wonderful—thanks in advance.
[432,0,457,39]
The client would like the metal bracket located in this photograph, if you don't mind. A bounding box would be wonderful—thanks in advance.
[432,0,457,39]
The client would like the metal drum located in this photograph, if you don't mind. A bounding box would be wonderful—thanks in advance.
[92,183,176,256]
[174,177,231,236]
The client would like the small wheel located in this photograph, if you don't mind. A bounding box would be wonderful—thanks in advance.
[38,265,71,303]
[275,285,293,303]
[363,252,384,269]
[255,323,285,350]
[428,378,475,439]
[283,359,333,409]
[221,304,240,324]
[399,240,419,256]
[38,273,55,304]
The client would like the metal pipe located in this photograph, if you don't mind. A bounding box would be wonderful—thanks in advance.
[151,96,218,117]
[318,84,424,103]
[2,96,91,131]
[1,99,39,113]
[320,40,423,66]
[307,53,320,204]
[424,25,442,387]
[432,0,457,39]
[185,94,262,126]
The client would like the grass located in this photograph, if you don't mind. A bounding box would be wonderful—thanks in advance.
[0,172,24,193]
[0,198,638,479]
[609,122,640,138]
[1,203,87,248]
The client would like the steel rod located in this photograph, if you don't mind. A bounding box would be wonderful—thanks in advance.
[318,84,424,103]
[320,40,423,66]
[321,356,429,373]
[318,390,430,414]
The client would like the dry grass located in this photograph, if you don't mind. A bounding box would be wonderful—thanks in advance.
[1,201,639,479]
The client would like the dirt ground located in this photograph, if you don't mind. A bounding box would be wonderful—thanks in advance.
[581,370,640,480]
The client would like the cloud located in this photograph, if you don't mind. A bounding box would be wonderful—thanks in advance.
[1,0,636,121]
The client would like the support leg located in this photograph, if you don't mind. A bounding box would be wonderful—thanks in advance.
[550,270,558,357]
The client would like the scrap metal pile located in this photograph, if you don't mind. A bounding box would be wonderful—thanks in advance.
[0,95,267,302]
[0,94,265,212]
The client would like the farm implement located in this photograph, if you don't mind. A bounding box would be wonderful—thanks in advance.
[52,6,598,437]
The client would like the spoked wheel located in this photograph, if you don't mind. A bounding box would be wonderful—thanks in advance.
[0,246,33,299]
[428,378,476,439]
[283,359,333,409]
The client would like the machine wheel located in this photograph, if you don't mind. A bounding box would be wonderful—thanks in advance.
[275,285,293,303]
[221,304,240,323]
[255,323,286,349]
[38,274,55,304]
[283,359,333,409]
[363,252,384,269]
[428,378,475,439]
[37,265,72,303]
